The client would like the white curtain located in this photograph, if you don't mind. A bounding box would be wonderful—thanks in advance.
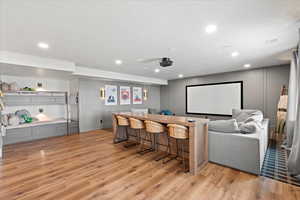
[287,37,300,175]
[285,55,298,149]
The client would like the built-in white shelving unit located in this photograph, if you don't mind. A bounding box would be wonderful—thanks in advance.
[1,90,76,145]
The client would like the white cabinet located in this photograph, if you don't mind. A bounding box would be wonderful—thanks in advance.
[3,123,69,145]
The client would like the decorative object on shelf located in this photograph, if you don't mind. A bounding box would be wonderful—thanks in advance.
[100,88,105,100]
[36,82,45,91]
[21,114,33,123]
[15,109,31,124]
[0,82,10,92]
[36,111,51,122]
[8,114,19,126]
[105,85,117,105]
[21,87,35,91]
[120,86,131,105]
[143,89,148,101]
[8,82,19,91]
[0,82,19,92]
[132,87,142,104]
[1,114,9,126]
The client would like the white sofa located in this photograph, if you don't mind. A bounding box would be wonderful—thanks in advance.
[131,108,149,114]
[208,119,269,175]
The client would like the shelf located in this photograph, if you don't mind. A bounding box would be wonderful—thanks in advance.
[5,119,69,130]
[3,92,67,106]
[4,90,67,96]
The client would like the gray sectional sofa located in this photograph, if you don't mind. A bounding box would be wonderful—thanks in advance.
[208,109,269,175]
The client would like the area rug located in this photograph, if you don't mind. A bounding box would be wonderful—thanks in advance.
[261,139,300,187]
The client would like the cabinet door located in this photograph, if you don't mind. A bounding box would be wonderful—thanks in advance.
[54,123,67,136]
[31,96,56,105]
[55,96,66,105]
[4,127,32,145]
[69,127,79,134]
[69,121,79,134]
[32,125,55,140]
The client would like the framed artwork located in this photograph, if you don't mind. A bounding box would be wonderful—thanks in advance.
[105,85,118,105]
[120,86,131,105]
[132,87,142,104]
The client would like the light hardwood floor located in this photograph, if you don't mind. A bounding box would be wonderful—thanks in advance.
[0,130,299,200]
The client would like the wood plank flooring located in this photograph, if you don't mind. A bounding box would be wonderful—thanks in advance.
[0,130,299,200]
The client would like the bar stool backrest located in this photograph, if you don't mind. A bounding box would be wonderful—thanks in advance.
[144,120,165,133]
[129,118,145,129]
[167,124,188,139]
[116,116,129,126]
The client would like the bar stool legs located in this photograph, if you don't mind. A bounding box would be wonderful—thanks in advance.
[163,138,188,172]
[123,127,139,148]
[179,139,188,172]
[154,133,171,161]
[163,137,179,164]
[137,130,155,155]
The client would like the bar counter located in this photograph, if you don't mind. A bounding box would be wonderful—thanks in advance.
[112,112,209,175]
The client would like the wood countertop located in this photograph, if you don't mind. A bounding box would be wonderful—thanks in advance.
[113,112,209,127]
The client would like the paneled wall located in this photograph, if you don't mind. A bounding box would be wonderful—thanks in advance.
[161,65,290,128]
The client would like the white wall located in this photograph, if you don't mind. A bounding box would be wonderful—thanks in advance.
[78,78,161,132]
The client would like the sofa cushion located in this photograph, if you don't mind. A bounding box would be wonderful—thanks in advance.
[232,109,263,123]
[131,108,149,114]
[208,119,240,133]
[238,121,261,134]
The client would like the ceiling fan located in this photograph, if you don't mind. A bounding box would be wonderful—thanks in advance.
[137,57,173,67]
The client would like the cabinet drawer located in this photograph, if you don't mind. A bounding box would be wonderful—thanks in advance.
[32,125,56,140]
[55,123,67,136]
[31,96,56,105]
[55,96,66,104]
[4,96,32,106]
[4,127,32,145]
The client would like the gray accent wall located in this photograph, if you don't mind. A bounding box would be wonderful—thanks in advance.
[78,78,161,132]
[161,65,290,128]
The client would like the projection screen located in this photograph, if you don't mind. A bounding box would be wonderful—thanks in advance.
[186,81,243,116]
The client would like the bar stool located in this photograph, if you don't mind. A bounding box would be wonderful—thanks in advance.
[129,118,145,153]
[116,115,137,148]
[166,124,189,172]
[144,120,166,160]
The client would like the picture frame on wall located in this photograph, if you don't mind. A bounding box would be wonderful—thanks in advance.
[132,87,142,104]
[105,85,118,105]
[120,86,131,105]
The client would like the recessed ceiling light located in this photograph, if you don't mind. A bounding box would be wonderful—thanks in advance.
[178,74,183,78]
[115,60,123,65]
[244,64,251,68]
[205,24,217,34]
[37,42,49,49]
[154,68,160,73]
[231,51,240,57]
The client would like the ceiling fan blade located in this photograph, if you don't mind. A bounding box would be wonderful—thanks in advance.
[137,58,161,63]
